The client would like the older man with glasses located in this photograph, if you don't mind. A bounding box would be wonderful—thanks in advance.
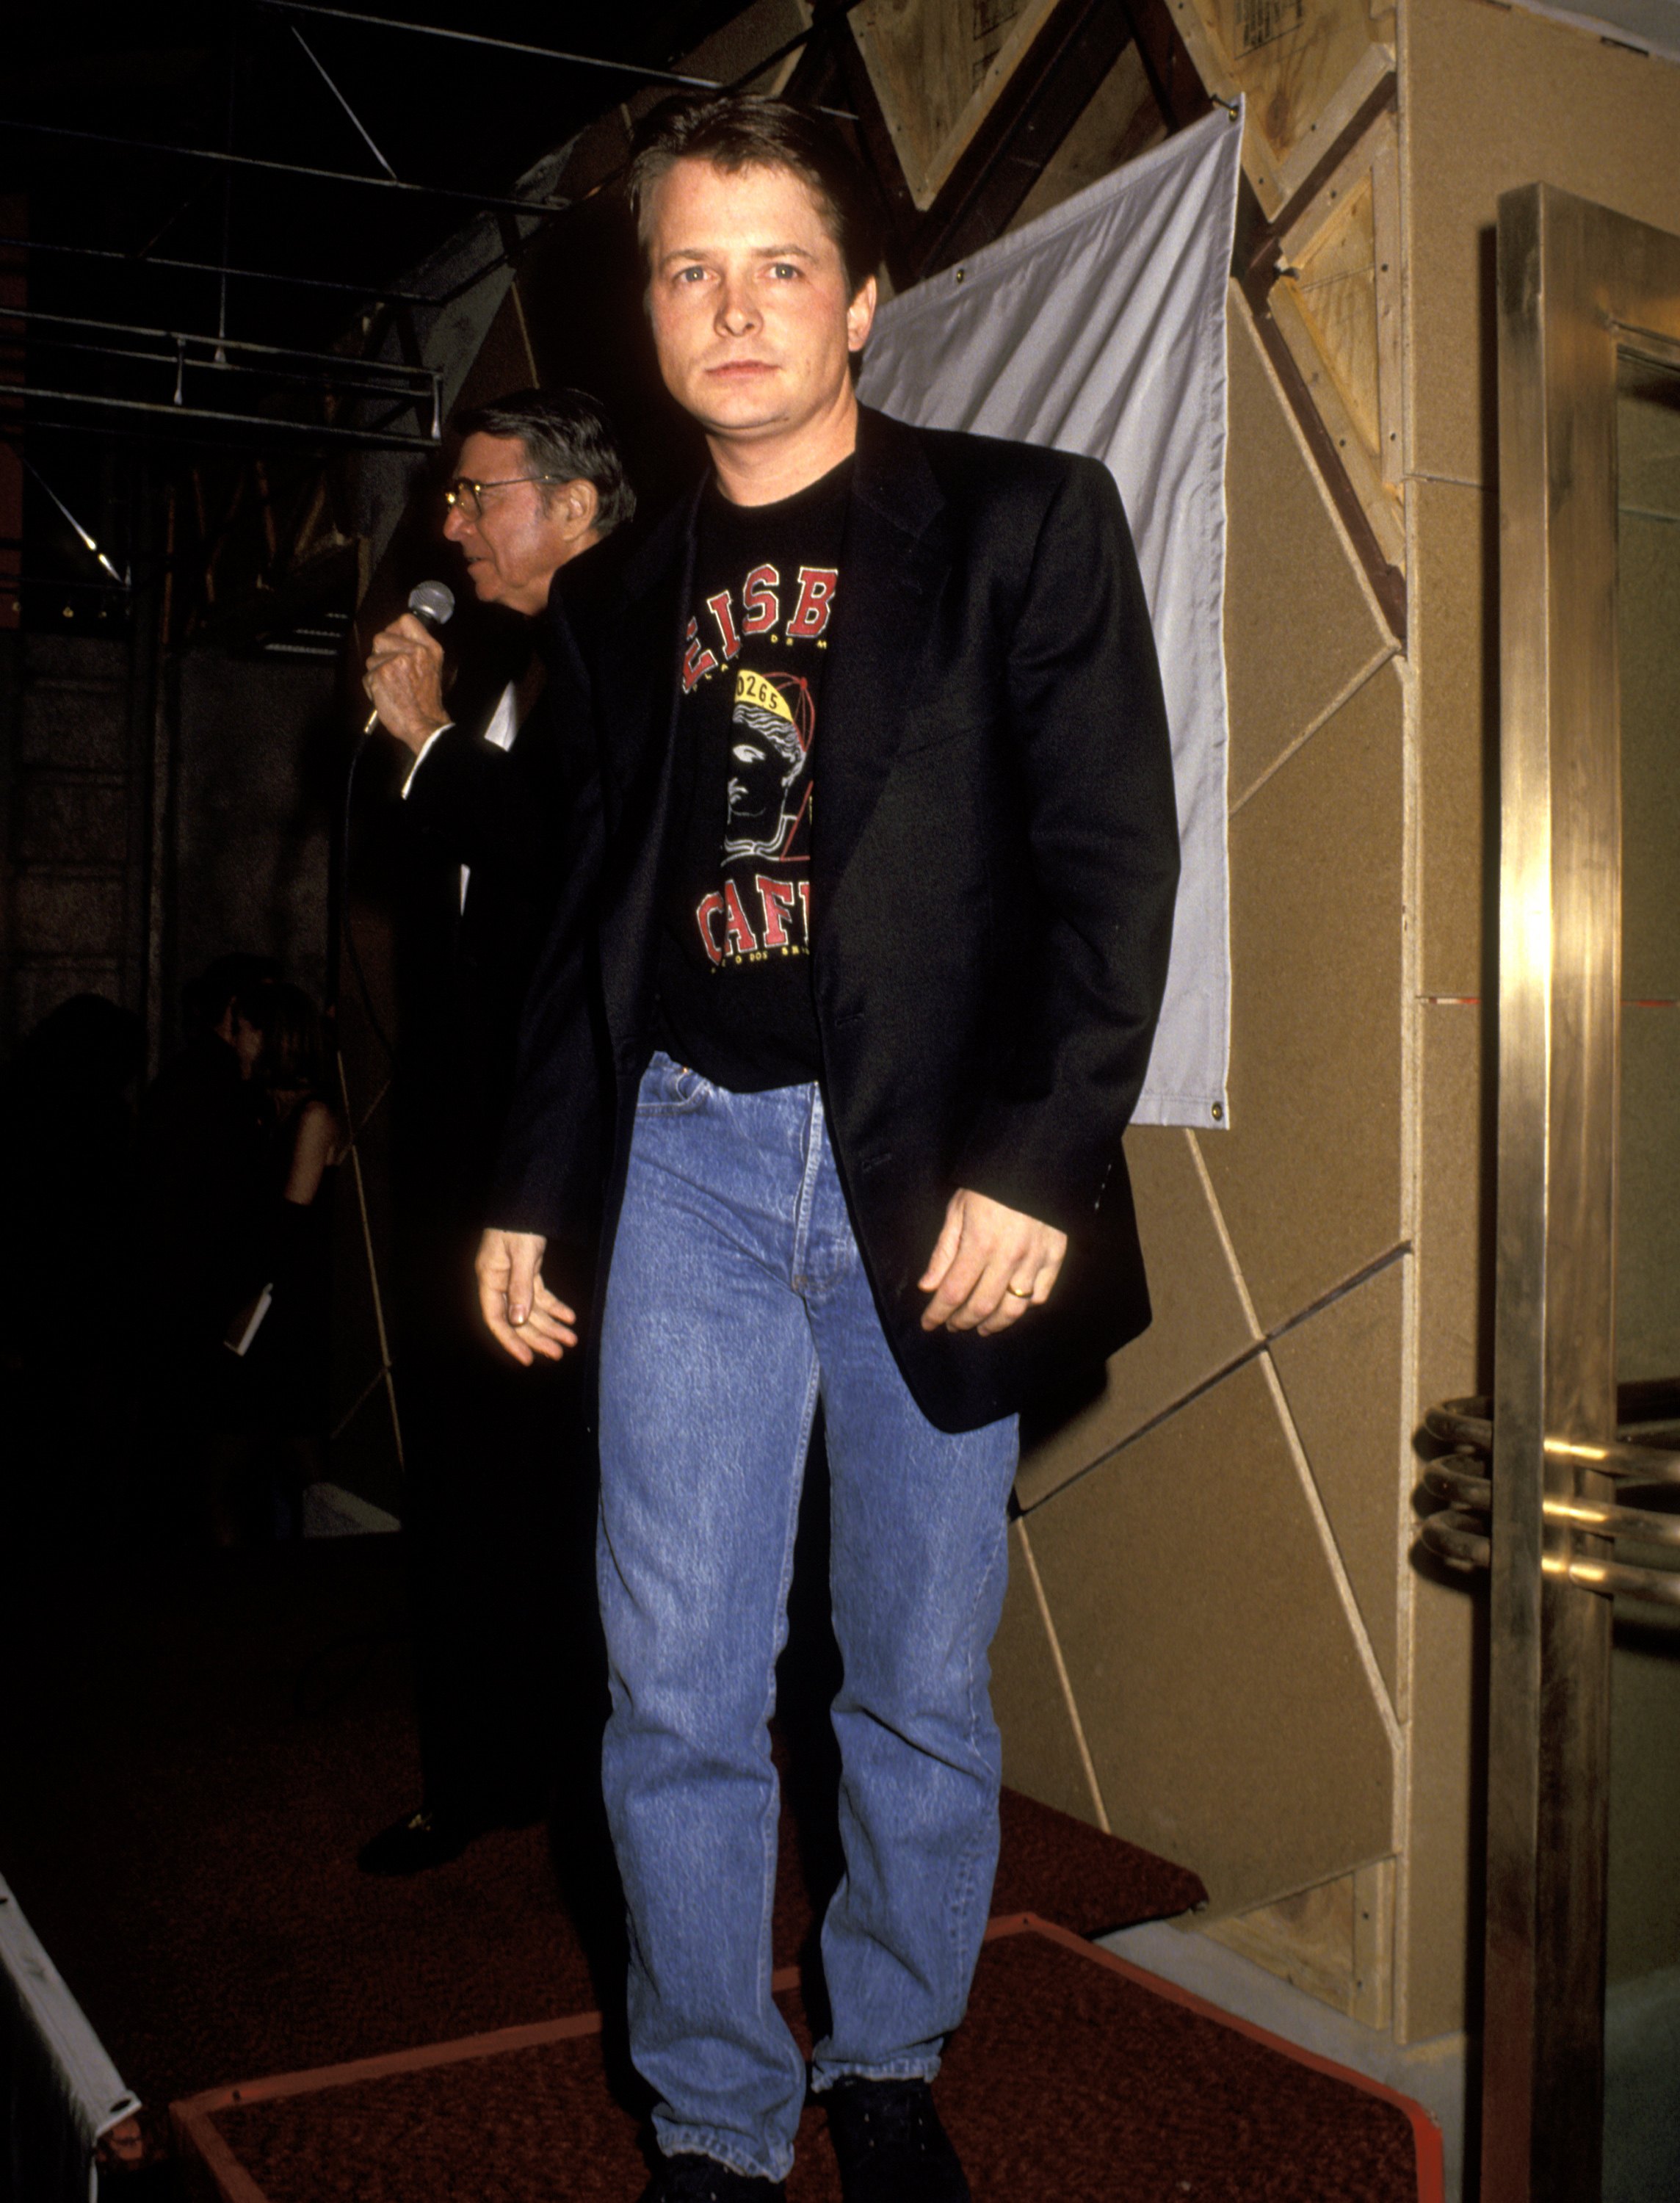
[358,385,634,1880]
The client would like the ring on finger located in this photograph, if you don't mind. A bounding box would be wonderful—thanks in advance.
[1004,1282,1033,1301]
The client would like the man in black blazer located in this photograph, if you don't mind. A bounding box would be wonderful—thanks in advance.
[358,388,631,1875]
[477,101,1180,2203]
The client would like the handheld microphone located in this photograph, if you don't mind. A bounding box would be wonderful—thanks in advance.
[363,580,456,735]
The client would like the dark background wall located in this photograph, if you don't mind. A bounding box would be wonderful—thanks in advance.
[173,652,339,1021]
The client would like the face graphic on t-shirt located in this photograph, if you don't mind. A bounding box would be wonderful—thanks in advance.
[727,700,807,858]
[723,672,812,861]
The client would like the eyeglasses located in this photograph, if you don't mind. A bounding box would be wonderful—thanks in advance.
[443,475,558,518]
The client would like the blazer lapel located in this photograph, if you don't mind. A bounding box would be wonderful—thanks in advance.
[602,491,700,811]
[814,410,952,913]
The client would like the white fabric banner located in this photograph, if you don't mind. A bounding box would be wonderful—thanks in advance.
[858,108,1242,1128]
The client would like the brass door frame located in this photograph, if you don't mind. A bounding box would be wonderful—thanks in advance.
[1488,184,1680,2203]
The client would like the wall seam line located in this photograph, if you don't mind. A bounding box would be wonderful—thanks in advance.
[1187,1124,1265,1335]
[1013,1516,1112,1836]
[1259,1348,1404,1755]
[1228,638,1402,818]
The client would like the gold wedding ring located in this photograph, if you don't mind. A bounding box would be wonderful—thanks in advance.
[1004,1284,1033,1300]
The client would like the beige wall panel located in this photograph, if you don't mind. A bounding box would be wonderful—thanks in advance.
[1416,999,1491,1414]
[1029,1360,1394,1914]
[1398,1559,1481,2042]
[991,1522,1102,1827]
[1617,1007,1680,1386]
[1607,1618,1680,1984]
[1412,477,1494,1001]
[1199,661,1405,1335]
[1015,1127,1261,1510]
[1225,302,1391,809]
[1403,0,1680,486]
[1270,1257,1405,1704]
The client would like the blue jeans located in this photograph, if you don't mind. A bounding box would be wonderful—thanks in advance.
[596,1057,1019,2182]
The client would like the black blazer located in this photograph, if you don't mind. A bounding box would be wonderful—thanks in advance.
[494,407,1180,1433]
[398,556,613,1190]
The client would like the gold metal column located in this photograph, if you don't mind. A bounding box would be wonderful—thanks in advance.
[1486,184,1680,2203]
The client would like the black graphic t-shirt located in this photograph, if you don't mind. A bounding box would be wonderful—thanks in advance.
[652,458,850,1092]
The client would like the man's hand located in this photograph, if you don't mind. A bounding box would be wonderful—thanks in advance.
[475,1228,578,1364]
[919,1188,1068,1335]
[364,612,451,756]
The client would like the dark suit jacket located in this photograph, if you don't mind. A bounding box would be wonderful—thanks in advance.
[493,406,1180,1433]
[398,558,610,1213]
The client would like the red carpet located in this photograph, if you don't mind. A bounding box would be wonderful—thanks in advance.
[0,1547,1195,2156]
[175,1920,1441,2202]
[0,1542,1438,2199]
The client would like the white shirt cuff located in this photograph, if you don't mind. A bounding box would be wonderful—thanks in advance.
[400,723,453,795]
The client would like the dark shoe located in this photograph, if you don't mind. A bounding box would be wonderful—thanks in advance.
[637,2152,786,2201]
[356,1806,477,1875]
[824,2077,971,2203]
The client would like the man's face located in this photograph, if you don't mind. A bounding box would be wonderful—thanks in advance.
[645,158,875,471]
[443,430,576,614]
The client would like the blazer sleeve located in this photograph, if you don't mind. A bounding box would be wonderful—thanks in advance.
[952,457,1180,1229]
[402,718,560,883]
[480,588,613,1278]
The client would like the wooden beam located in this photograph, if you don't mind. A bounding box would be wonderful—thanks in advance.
[902,0,1211,285]
[1234,71,1406,640]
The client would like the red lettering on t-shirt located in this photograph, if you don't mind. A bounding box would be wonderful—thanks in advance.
[695,892,727,966]
[741,564,779,635]
[720,880,759,958]
[681,618,720,693]
[797,881,812,937]
[706,590,742,661]
[756,875,797,948]
[787,565,838,639]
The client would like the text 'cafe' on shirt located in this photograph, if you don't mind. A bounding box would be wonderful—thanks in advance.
[653,457,851,1096]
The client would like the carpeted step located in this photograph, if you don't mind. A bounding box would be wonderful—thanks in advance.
[0,1539,1206,2172]
[174,1917,1441,2202]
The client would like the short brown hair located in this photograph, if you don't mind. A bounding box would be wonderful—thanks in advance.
[626,94,884,302]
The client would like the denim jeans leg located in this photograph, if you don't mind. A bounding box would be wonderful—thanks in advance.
[595,1060,819,2183]
[800,1113,1019,2088]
